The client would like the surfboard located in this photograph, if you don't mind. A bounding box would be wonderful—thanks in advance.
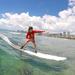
[0,33,67,61]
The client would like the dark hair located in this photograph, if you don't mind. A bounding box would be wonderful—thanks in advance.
[28,26,33,32]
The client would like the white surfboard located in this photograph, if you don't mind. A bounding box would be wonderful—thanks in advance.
[0,33,67,61]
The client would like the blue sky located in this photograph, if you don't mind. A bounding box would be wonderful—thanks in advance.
[0,0,68,16]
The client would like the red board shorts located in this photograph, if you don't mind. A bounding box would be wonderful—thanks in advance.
[26,39,35,43]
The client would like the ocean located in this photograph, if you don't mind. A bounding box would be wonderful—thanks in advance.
[0,30,75,75]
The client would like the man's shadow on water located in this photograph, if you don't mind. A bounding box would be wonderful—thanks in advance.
[22,58,68,72]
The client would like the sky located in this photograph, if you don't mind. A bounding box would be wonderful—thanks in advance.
[0,0,75,33]
[0,0,68,16]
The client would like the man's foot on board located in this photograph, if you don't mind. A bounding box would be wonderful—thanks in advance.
[20,46,24,49]
[35,50,37,53]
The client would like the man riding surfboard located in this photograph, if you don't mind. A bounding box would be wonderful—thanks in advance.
[20,26,45,53]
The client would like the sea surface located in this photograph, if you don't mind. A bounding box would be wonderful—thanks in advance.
[0,30,75,75]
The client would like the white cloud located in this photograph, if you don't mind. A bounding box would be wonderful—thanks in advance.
[69,0,75,7]
[0,5,75,33]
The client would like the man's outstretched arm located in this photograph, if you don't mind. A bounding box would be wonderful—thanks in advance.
[33,30,45,33]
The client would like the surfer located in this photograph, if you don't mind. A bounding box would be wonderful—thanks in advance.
[20,26,45,53]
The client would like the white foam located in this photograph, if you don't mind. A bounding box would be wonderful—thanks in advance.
[10,32,21,35]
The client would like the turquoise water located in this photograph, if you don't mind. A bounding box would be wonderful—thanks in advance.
[0,30,75,75]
